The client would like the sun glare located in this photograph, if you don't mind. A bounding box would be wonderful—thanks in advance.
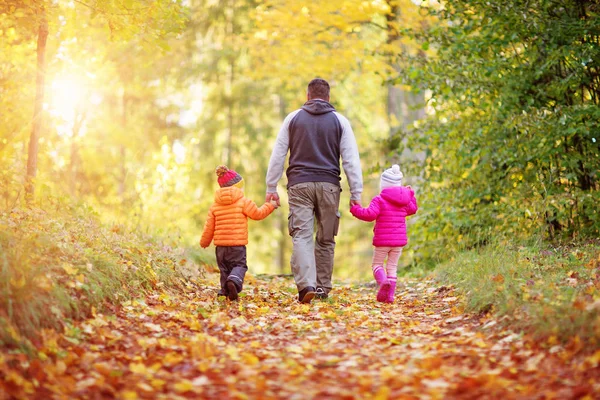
[50,75,89,137]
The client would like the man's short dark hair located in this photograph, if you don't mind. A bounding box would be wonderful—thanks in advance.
[307,78,330,100]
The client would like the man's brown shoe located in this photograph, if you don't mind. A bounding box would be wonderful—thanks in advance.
[298,286,316,304]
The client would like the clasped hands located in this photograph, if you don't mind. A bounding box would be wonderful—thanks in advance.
[265,192,280,208]
[266,192,362,209]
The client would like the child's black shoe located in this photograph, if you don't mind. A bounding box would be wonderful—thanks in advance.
[226,280,238,301]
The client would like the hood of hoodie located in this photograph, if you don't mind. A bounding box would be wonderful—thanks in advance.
[214,186,244,206]
[380,186,412,207]
[301,99,336,115]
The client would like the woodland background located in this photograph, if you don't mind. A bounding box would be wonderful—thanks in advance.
[1,0,599,278]
[2,3,600,396]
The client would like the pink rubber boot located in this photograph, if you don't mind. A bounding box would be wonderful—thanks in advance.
[373,266,390,302]
[386,277,397,303]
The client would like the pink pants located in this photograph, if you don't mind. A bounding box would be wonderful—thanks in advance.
[372,246,403,277]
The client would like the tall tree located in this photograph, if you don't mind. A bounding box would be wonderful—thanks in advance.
[22,1,48,203]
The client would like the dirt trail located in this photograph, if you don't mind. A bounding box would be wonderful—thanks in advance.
[2,275,598,399]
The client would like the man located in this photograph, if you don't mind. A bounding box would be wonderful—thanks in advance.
[265,78,363,304]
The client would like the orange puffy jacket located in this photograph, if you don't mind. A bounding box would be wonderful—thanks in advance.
[200,186,275,247]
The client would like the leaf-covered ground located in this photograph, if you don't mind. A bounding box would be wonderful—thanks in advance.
[2,274,600,399]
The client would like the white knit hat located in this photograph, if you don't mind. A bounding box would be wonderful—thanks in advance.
[380,164,403,190]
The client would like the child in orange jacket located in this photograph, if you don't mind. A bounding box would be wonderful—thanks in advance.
[200,165,277,300]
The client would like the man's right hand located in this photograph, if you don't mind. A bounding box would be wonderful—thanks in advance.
[266,192,281,207]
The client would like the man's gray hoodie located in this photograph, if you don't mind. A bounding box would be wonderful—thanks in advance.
[266,99,363,200]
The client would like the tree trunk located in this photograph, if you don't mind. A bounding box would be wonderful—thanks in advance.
[226,59,234,167]
[69,110,87,195]
[385,2,425,136]
[119,88,128,200]
[385,1,401,137]
[25,8,49,203]
[224,0,235,167]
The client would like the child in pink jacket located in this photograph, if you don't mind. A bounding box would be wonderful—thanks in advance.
[350,164,418,303]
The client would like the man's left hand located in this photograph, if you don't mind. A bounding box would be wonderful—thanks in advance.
[349,199,362,208]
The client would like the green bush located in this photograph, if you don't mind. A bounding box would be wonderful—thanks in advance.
[395,0,600,266]
[436,240,600,344]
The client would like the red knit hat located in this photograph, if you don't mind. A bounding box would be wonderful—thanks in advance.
[216,165,243,188]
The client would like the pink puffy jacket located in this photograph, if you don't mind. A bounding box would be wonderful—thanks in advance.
[350,186,418,247]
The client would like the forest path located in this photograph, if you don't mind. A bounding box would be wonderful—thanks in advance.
[2,275,598,399]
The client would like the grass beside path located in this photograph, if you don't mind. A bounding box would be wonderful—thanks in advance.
[435,240,600,345]
[0,203,209,351]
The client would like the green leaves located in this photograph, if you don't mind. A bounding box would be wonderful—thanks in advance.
[398,0,600,263]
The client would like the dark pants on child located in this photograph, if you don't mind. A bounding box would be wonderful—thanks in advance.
[216,246,247,296]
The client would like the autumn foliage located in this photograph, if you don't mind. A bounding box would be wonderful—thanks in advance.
[2,275,600,399]
[0,204,204,349]
[2,0,600,397]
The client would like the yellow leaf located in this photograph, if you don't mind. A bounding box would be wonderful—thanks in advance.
[62,264,78,275]
[4,324,20,342]
[585,286,595,295]
[374,385,390,400]
[257,306,270,315]
[233,391,249,400]
[174,379,194,393]
[159,293,172,306]
[189,320,202,331]
[585,350,600,367]
[242,352,259,365]
[163,353,184,366]
[121,391,138,400]
[129,362,147,374]
[6,370,35,393]
[225,346,240,360]
[151,379,166,389]
[380,366,394,380]
[10,274,26,289]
